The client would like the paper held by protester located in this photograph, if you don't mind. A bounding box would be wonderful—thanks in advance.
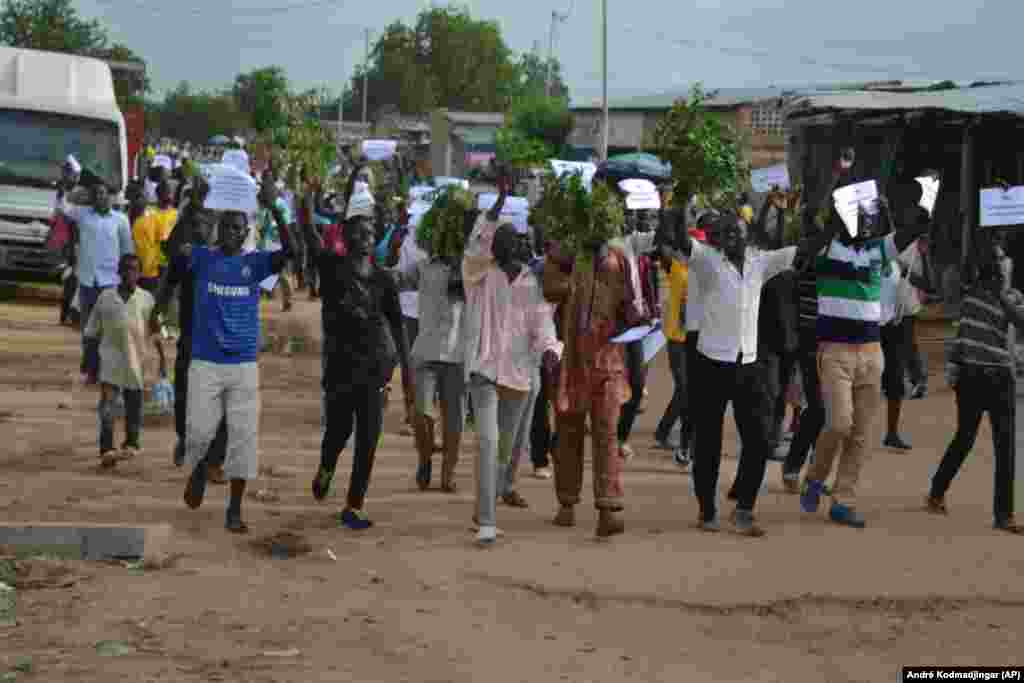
[980,186,1024,228]
[751,164,791,193]
[611,321,660,344]
[152,154,173,171]
[407,199,433,228]
[362,139,398,161]
[618,178,657,195]
[435,177,470,190]
[478,193,530,233]
[916,176,940,216]
[642,328,667,364]
[204,163,259,214]
[625,192,661,210]
[221,149,250,175]
[408,185,437,203]
[833,180,879,238]
[550,160,597,190]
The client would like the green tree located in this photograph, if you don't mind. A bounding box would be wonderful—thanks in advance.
[649,84,747,208]
[343,5,519,120]
[0,0,149,100]
[495,94,573,169]
[153,81,248,144]
[512,52,569,100]
[233,66,290,133]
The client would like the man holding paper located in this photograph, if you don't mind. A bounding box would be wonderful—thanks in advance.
[799,176,929,529]
[670,209,832,536]
[153,193,294,534]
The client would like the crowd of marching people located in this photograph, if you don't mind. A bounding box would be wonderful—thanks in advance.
[49,141,1023,545]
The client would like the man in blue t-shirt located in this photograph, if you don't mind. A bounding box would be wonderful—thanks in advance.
[153,208,292,533]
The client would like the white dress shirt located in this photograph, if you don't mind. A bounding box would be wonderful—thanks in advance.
[686,241,797,364]
[685,262,702,332]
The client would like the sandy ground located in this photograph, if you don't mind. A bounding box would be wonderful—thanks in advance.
[1,296,1023,683]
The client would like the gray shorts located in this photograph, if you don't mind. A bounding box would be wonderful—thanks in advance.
[186,360,260,480]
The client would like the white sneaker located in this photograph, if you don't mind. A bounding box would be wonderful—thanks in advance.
[476,526,499,544]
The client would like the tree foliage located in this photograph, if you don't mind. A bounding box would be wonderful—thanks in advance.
[649,84,747,209]
[495,95,573,169]
[234,66,290,133]
[343,4,563,121]
[0,0,150,100]
[147,82,248,144]
[513,51,569,100]
[276,89,336,190]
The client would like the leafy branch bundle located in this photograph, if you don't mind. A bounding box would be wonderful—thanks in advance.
[416,186,475,260]
[529,173,625,264]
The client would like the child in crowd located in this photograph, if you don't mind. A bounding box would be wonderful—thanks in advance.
[85,254,166,467]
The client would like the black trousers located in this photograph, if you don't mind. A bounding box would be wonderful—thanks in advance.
[881,320,909,401]
[61,272,78,324]
[303,224,320,293]
[685,332,701,450]
[655,340,690,444]
[930,365,1016,524]
[694,352,773,521]
[617,340,648,443]
[99,388,142,452]
[772,350,798,444]
[783,342,826,477]
[904,315,927,387]
[529,365,553,468]
[175,335,228,465]
[320,381,387,510]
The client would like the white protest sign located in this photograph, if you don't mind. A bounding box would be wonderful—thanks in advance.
[980,186,1024,228]
[917,176,940,216]
[409,185,437,203]
[152,154,173,171]
[550,160,597,190]
[833,180,879,238]
[751,163,791,193]
[618,179,657,195]
[478,193,530,233]
[435,177,470,191]
[626,192,661,210]
[362,139,398,161]
[221,149,250,175]
[203,163,259,214]
[407,199,433,228]
[642,327,667,364]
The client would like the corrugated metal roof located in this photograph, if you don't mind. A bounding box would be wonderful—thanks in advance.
[786,81,1024,118]
[443,110,505,126]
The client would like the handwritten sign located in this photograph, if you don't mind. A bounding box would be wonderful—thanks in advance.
[203,163,259,214]
[435,177,469,191]
[751,163,791,193]
[477,193,530,233]
[362,139,398,161]
[550,160,596,190]
[625,192,661,210]
[980,186,1024,228]
[221,149,250,175]
[833,180,879,238]
[408,185,437,203]
[917,176,940,216]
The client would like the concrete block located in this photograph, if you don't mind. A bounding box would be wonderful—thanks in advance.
[0,523,172,564]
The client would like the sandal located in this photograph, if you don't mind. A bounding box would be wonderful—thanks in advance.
[99,450,119,468]
[501,491,529,508]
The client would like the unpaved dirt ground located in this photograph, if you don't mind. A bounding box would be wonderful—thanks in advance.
[1,297,1022,683]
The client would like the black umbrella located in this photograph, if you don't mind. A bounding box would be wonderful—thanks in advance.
[594,152,672,186]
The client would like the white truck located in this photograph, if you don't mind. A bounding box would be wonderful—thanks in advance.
[0,46,127,276]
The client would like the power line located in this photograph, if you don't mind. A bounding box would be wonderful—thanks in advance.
[617,24,940,80]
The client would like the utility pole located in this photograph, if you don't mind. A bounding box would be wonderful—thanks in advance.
[600,0,608,161]
[546,8,569,98]
[362,28,371,125]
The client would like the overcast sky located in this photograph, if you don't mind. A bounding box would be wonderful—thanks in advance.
[80,0,1019,104]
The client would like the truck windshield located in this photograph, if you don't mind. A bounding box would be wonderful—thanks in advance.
[0,108,121,189]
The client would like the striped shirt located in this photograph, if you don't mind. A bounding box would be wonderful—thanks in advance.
[951,289,1013,368]
[816,234,897,344]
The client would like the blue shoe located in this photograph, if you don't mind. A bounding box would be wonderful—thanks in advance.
[800,479,824,513]
[340,508,373,530]
[829,503,866,528]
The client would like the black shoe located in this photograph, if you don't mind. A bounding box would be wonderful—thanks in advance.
[883,433,912,450]
[226,512,249,534]
[173,441,185,467]
[184,460,208,509]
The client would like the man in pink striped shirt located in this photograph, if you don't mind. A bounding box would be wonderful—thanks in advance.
[462,175,562,545]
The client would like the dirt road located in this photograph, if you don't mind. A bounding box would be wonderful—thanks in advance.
[1,298,1022,682]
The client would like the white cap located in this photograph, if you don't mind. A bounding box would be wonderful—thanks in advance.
[65,155,81,174]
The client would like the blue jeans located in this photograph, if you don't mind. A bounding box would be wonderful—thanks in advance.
[470,375,529,528]
[79,284,109,376]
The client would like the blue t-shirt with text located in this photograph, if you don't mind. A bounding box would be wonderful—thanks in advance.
[191,246,274,364]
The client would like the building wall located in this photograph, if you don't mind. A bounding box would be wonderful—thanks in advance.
[569,104,786,170]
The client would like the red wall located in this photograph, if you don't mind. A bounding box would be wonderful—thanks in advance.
[123,105,145,180]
